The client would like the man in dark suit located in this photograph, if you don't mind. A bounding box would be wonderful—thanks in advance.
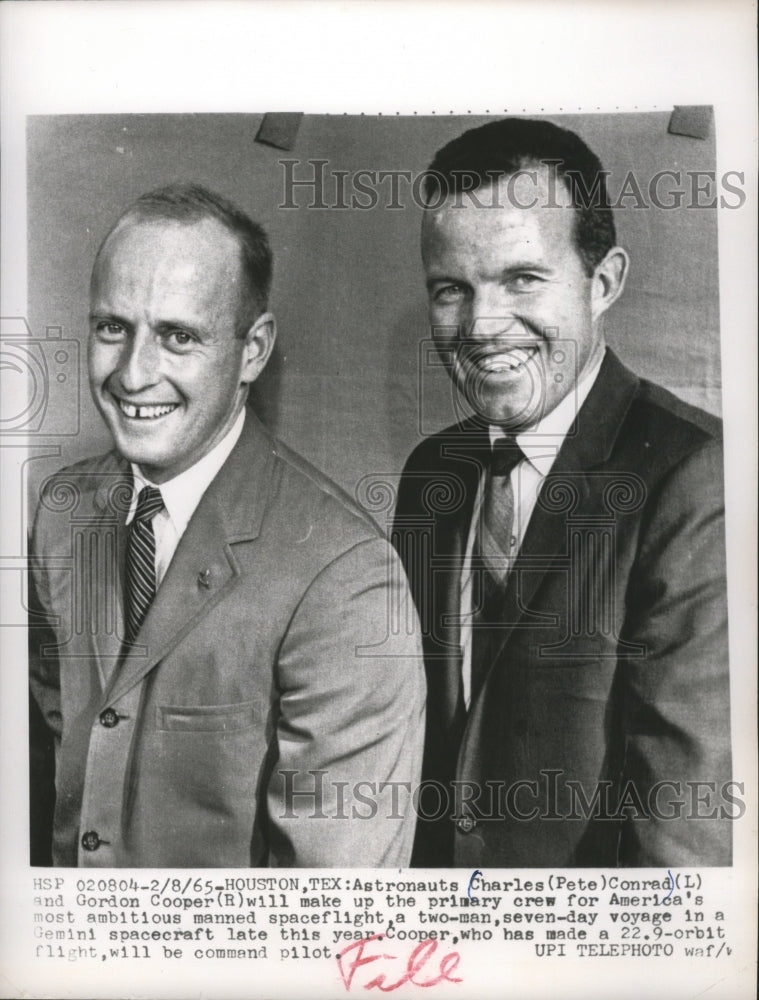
[393,118,731,867]
[30,183,425,867]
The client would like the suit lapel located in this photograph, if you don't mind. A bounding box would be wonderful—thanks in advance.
[429,427,490,732]
[86,460,132,689]
[101,410,276,707]
[476,350,640,679]
[430,486,466,732]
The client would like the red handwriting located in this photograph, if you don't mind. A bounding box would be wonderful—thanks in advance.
[337,933,462,992]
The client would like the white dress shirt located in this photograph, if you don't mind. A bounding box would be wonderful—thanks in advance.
[126,407,246,587]
[459,352,604,707]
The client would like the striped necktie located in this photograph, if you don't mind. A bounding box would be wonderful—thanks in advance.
[471,437,524,701]
[125,485,164,643]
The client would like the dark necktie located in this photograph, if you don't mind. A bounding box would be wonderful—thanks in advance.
[125,485,164,643]
[470,437,524,702]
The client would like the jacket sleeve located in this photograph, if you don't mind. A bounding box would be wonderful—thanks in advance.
[266,536,426,866]
[28,512,62,865]
[617,438,732,865]
[28,505,64,744]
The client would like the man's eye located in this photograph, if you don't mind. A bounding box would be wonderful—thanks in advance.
[511,273,543,290]
[432,284,467,303]
[165,330,195,350]
[95,322,125,339]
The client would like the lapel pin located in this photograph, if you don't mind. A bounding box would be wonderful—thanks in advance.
[198,568,212,589]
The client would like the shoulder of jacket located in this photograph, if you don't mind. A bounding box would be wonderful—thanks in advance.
[403,420,478,467]
[627,378,723,461]
[36,450,125,503]
[269,436,384,541]
[32,451,126,553]
[43,450,123,481]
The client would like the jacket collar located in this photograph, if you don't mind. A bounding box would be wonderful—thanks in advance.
[452,348,639,472]
[554,348,639,473]
[454,350,640,734]
[99,407,277,706]
[92,406,275,538]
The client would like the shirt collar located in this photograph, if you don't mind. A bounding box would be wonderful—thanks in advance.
[489,348,605,476]
[127,407,246,530]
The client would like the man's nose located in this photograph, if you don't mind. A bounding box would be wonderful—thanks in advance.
[116,332,160,394]
[468,314,523,342]
[466,289,520,341]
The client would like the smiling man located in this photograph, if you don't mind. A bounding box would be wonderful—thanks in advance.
[393,118,731,867]
[88,212,264,485]
[29,183,425,867]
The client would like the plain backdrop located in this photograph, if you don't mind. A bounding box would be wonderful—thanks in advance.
[25,112,721,526]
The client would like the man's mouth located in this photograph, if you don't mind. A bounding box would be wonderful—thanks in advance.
[464,345,540,374]
[116,397,179,420]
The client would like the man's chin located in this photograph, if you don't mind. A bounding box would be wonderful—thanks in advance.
[114,445,165,476]
[452,365,542,426]
[462,389,544,430]
[102,424,168,474]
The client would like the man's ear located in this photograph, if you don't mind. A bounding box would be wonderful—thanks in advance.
[591,247,629,322]
[240,312,276,384]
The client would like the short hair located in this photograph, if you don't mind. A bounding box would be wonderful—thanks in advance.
[423,118,617,276]
[95,183,273,335]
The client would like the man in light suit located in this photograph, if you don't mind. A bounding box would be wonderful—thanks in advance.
[393,118,732,867]
[30,183,425,867]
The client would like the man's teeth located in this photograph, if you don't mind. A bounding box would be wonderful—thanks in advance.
[118,400,178,420]
[478,348,537,372]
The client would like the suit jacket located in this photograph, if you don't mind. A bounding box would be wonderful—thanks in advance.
[30,410,425,867]
[393,350,731,867]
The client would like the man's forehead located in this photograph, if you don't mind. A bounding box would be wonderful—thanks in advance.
[422,169,576,252]
[90,214,245,322]
[100,213,237,261]
[91,214,244,301]
[428,164,573,217]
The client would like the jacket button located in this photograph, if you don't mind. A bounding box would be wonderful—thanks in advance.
[456,814,476,834]
[81,830,101,851]
[99,708,119,728]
